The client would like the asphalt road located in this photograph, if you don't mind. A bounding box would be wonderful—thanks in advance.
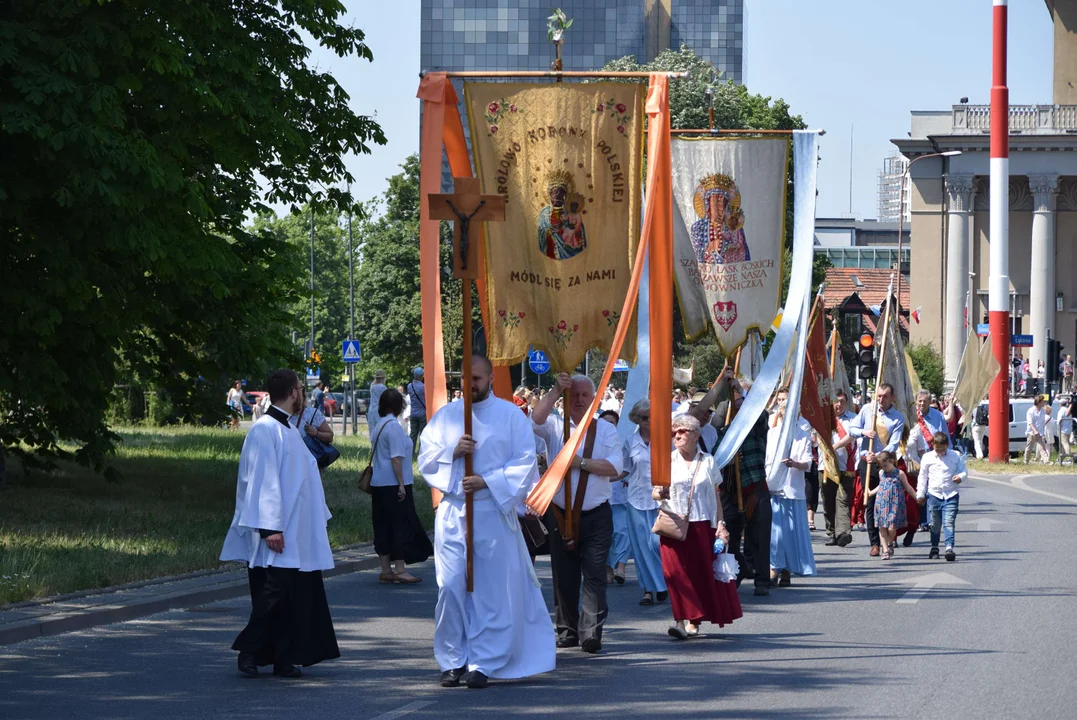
[2,471,1076,720]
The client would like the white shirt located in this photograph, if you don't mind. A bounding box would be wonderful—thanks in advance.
[699,422,718,454]
[292,406,327,430]
[765,417,813,499]
[622,430,658,511]
[917,449,967,501]
[1026,406,1047,437]
[370,416,414,487]
[831,409,857,473]
[907,407,948,466]
[666,450,722,527]
[533,413,624,512]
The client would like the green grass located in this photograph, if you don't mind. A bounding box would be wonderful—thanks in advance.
[967,454,1076,475]
[0,425,434,605]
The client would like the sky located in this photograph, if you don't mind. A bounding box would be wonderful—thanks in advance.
[308,0,1055,219]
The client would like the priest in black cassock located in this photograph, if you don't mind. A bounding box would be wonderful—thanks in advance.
[221,369,340,678]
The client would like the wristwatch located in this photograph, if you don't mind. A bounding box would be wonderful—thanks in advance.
[580,458,588,472]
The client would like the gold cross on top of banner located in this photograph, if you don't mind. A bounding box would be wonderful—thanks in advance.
[429,177,506,280]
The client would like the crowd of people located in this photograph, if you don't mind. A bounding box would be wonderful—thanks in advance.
[218,356,1074,687]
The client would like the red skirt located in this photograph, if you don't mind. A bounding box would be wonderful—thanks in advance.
[852,475,865,525]
[894,462,919,538]
[659,521,743,627]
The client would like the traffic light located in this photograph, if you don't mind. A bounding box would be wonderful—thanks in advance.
[858,331,877,380]
[1046,339,1064,383]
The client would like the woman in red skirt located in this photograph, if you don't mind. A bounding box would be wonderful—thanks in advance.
[653,414,743,640]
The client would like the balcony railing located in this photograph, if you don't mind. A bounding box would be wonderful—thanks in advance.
[952,104,1077,134]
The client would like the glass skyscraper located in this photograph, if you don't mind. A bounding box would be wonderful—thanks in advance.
[420,0,745,82]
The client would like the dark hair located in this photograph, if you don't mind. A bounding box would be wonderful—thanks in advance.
[878,382,895,394]
[835,389,847,400]
[598,410,620,425]
[932,431,949,446]
[267,369,299,403]
[379,388,405,418]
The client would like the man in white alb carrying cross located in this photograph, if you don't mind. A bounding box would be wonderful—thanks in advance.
[220,369,339,678]
[418,355,556,689]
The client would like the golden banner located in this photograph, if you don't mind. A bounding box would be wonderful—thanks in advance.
[465,82,644,370]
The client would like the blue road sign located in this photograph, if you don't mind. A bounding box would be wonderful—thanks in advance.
[1011,334,1034,347]
[528,349,551,374]
[612,359,630,372]
[342,339,361,363]
[976,323,989,337]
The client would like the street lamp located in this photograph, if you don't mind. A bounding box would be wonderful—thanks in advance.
[896,150,962,313]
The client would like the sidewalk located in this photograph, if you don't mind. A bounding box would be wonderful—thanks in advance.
[0,543,384,646]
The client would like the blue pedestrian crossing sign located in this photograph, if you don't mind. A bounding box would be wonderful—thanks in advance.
[528,349,551,374]
[342,339,361,363]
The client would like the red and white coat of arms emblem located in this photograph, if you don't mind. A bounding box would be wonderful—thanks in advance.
[713,301,738,331]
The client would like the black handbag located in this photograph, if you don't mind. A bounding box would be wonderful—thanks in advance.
[302,411,341,468]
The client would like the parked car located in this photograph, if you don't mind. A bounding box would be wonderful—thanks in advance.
[324,392,343,416]
[977,395,1065,456]
[340,389,370,417]
[246,391,267,408]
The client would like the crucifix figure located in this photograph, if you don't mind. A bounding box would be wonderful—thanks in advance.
[428,177,506,591]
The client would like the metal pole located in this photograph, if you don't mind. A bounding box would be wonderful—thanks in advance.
[348,185,357,436]
[309,206,316,373]
[989,0,1010,462]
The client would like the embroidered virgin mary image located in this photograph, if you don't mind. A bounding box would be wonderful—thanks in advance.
[537,169,587,261]
[690,173,749,265]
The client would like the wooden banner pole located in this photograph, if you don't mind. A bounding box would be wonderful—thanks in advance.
[865,280,895,502]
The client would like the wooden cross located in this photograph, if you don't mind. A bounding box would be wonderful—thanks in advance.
[427,177,506,592]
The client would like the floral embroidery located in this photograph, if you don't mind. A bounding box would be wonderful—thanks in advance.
[593,97,632,132]
[601,309,621,327]
[499,309,524,329]
[483,98,520,136]
[549,319,575,350]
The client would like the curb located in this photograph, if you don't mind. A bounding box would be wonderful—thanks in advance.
[0,546,387,647]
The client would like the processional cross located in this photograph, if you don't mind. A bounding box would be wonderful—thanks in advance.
[429,177,506,592]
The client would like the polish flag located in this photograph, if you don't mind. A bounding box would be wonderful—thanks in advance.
[911,306,922,325]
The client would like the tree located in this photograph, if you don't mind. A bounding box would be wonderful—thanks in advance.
[2,1,386,472]
[908,341,945,399]
[602,47,807,377]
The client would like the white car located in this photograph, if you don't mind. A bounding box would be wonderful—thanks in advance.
[976,395,1067,456]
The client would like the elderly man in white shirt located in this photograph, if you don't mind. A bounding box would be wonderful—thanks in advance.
[1024,395,1050,464]
[532,372,624,655]
[916,432,967,561]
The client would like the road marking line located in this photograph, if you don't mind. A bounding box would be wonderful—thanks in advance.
[969,472,1077,505]
[369,700,436,720]
[896,572,970,604]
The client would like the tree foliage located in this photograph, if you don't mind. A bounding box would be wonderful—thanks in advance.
[908,341,946,400]
[1,0,385,472]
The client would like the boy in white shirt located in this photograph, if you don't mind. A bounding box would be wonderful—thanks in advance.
[916,432,967,561]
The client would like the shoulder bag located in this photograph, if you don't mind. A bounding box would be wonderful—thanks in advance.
[652,456,702,541]
[302,410,341,469]
[357,419,391,494]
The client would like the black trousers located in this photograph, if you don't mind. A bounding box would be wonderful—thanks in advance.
[859,461,881,548]
[233,566,340,667]
[823,472,855,538]
[543,501,613,644]
[720,489,746,583]
[805,463,820,514]
[742,486,773,589]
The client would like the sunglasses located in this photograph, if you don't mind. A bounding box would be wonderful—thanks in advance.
[673,428,696,436]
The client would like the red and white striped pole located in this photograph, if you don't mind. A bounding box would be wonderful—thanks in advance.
[988,0,1010,463]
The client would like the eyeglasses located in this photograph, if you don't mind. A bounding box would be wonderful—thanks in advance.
[673,428,697,436]
[639,415,650,421]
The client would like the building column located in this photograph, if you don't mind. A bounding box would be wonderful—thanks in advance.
[944,174,975,385]
[1029,174,1060,371]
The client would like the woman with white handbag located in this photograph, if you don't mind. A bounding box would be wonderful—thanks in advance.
[652,414,742,640]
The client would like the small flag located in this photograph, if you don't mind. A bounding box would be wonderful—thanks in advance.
[911,306,922,325]
[869,304,882,317]
[770,308,784,334]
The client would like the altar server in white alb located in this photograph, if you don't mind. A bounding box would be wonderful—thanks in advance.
[418,355,555,690]
[220,369,339,679]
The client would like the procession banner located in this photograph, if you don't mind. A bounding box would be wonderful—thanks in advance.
[670,137,789,353]
[879,298,917,431]
[801,302,839,478]
[465,82,644,370]
[953,331,1001,425]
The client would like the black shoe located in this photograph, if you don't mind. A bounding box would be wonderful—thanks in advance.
[902,533,915,547]
[580,637,602,654]
[237,652,258,678]
[928,547,940,559]
[272,664,302,678]
[753,586,770,597]
[836,533,853,547]
[825,536,840,546]
[656,591,668,602]
[945,547,956,562]
[464,670,489,689]
[556,637,578,649]
[440,665,467,687]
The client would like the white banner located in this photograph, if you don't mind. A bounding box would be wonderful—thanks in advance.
[671,137,789,352]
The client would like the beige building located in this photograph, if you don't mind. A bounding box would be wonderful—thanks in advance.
[892,1,1077,384]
